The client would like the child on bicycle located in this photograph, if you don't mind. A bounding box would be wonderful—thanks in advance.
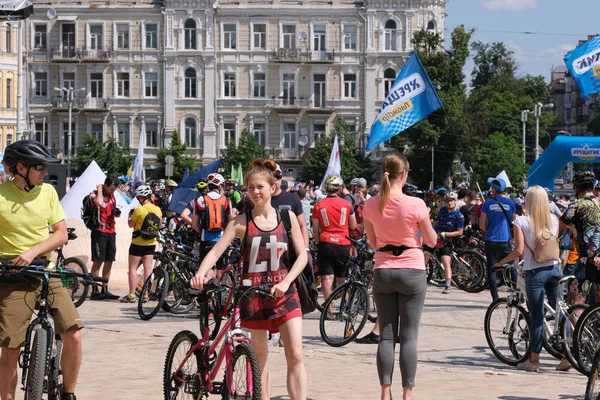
[190,159,308,400]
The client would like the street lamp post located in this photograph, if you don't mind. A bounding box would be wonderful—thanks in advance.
[54,87,85,179]
[521,109,530,163]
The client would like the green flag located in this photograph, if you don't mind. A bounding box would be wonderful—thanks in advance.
[230,164,235,181]
[236,162,244,185]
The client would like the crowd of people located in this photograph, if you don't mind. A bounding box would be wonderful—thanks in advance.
[1,139,600,400]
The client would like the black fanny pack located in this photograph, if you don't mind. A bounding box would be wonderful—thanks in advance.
[378,245,419,257]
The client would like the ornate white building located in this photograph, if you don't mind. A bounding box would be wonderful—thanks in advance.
[23,0,446,178]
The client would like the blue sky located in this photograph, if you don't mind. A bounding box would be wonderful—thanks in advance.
[445,0,600,83]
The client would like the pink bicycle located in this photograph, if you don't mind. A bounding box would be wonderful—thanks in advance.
[163,279,270,399]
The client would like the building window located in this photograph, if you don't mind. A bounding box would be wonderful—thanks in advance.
[34,72,48,97]
[384,20,397,51]
[118,123,130,147]
[145,72,158,97]
[6,78,12,108]
[282,73,295,104]
[313,24,326,51]
[146,123,158,147]
[90,73,103,98]
[313,74,326,108]
[253,72,266,98]
[6,133,13,146]
[282,25,296,49]
[62,121,75,155]
[116,23,129,49]
[384,68,396,97]
[223,24,237,50]
[313,123,326,146]
[223,72,236,98]
[35,121,49,146]
[62,72,75,90]
[90,122,103,142]
[343,25,357,51]
[343,73,357,98]
[89,24,103,50]
[145,23,158,49]
[184,68,197,98]
[253,122,266,145]
[224,122,236,144]
[184,118,197,147]
[427,20,435,34]
[253,23,266,50]
[184,19,197,49]
[283,123,296,148]
[5,25,11,53]
[34,24,47,50]
[117,72,130,97]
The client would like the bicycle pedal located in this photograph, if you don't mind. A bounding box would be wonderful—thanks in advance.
[213,381,224,394]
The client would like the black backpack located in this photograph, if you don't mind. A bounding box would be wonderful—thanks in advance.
[155,190,170,213]
[280,209,319,315]
[81,190,100,231]
[133,208,161,240]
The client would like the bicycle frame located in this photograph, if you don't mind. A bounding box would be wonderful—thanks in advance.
[542,275,576,347]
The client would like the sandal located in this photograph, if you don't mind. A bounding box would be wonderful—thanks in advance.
[120,294,136,303]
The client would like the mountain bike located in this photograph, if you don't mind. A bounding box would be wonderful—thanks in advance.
[0,261,107,400]
[586,348,600,400]
[163,280,269,400]
[56,228,90,308]
[573,288,600,375]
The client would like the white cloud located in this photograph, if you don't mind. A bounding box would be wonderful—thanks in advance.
[539,43,576,57]
[483,0,537,11]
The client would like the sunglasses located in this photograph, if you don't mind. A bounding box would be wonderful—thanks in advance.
[31,163,48,171]
[274,174,283,180]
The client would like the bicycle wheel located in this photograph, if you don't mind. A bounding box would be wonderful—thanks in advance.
[452,250,486,293]
[163,330,202,400]
[198,292,222,341]
[138,266,169,321]
[574,303,600,375]
[61,257,90,308]
[24,327,48,400]
[586,348,600,400]
[319,283,369,347]
[561,303,589,374]
[222,342,262,400]
[47,337,63,400]
[484,297,530,366]
[426,256,444,286]
[164,276,195,314]
[360,260,377,323]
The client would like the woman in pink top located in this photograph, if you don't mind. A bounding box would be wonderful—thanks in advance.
[363,152,437,400]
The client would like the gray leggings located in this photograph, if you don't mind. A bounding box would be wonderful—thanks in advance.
[373,268,426,388]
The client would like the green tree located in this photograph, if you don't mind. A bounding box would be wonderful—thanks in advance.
[220,129,268,177]
[473,132,528,185]
[470,41,517,90]
[302,118,373,184]
[72,134,133,176]
[156,131,197,182]
[411,30,443,56]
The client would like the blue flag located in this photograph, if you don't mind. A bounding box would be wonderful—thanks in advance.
[564,36,600,99]
[366,53,443,152]
[182,166,190,182]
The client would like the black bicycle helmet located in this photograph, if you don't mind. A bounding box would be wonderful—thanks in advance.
[572,171,596,187]
[3,140,58,169]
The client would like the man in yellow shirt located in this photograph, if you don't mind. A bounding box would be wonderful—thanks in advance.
[121,185,162,303]
[0,140,83,400]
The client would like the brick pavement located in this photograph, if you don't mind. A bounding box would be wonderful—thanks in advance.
[10,286,589,400]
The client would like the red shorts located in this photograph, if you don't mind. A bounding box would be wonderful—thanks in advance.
[241,308,302,334]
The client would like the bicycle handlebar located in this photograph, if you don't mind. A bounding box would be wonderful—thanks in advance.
[188,278,273,297]
[0,263,109,284]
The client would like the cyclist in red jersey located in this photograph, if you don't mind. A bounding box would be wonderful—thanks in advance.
[312,176,357,303]
[191,159,307,400]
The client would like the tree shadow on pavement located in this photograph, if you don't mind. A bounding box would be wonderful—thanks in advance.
[498,397,551,400]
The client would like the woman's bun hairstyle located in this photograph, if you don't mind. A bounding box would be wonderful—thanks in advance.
[250,159,277,173]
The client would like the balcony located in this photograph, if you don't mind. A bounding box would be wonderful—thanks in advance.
[80,49,111,62]
[50,48,111,63]
[267,97,308,109]
[282,148,300,159]
[271,48,335,63]
[51,96,110,111]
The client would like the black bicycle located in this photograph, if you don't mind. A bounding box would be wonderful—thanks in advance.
[56,228,90,308]
[0,261,106,400]
[586,348,600,400]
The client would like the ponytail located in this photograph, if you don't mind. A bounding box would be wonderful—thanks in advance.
[378,152,409,215]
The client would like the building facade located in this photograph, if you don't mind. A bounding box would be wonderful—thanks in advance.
[0,21,18,152]
[24,0,447,178]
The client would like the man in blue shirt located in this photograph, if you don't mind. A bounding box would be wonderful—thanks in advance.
[424,192,464,294]
[480,177,517,300]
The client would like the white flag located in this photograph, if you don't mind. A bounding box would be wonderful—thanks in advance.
[134,125,145,184]
[496,170,512,188]
[319,135,341,191]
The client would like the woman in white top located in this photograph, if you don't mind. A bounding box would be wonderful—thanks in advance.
[495,185,562,372]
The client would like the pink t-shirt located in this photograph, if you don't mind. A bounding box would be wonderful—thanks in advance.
[363,194,428,270]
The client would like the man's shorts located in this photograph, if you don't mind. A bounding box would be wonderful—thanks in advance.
[129,243,156,257]
[317,242,351,278]
[91,231,116,262]
[0,278,84,348]
[241,308,302,334]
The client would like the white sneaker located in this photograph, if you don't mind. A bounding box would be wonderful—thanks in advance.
[268,333,281,347]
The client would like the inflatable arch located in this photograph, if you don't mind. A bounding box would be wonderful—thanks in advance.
[528,135,600,191]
